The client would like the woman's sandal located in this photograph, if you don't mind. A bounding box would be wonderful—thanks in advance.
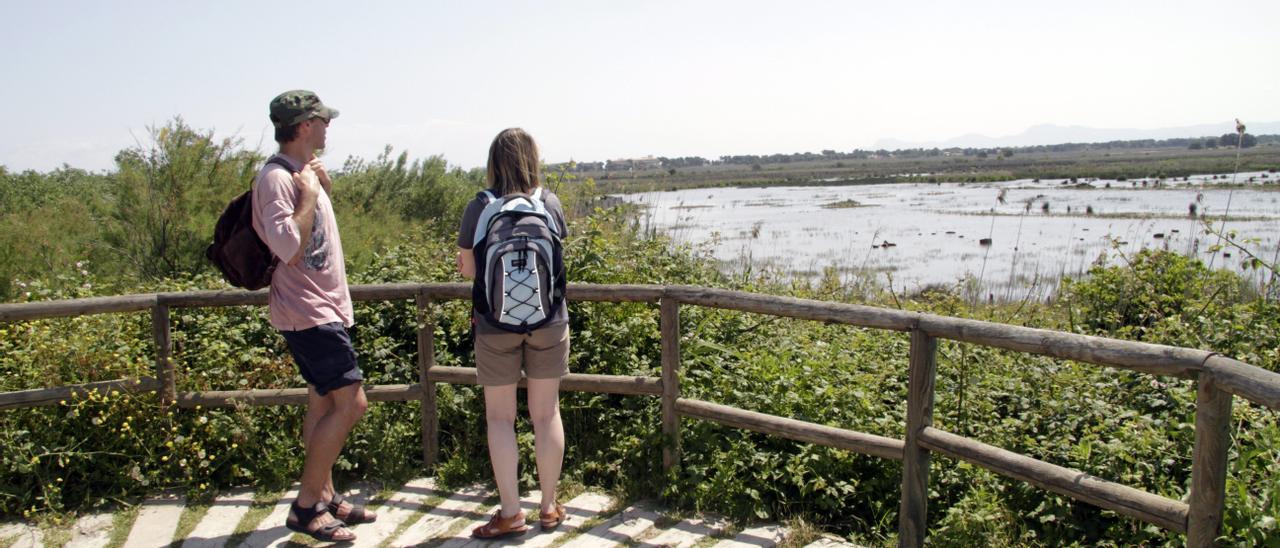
[285,501,355,542]
[328,492,377,525]
[539,502,567,530]
[472,509,529,539]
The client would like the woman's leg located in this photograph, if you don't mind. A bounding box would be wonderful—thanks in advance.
[526,377,564,513]
[483,383,521,517]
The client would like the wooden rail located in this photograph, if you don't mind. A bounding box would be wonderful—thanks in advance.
[3,282,1279,546]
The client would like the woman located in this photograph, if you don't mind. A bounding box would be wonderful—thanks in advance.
[457,128,570,538]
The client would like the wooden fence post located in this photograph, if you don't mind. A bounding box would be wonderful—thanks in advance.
[416,295,439,469]
[1187,372,1233,546]
[151,304,176,406]
[661,298,681,471]
[899,327,937,547]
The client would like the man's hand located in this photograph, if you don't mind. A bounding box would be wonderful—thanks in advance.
[294,164,322,197]
[308,157,332,194]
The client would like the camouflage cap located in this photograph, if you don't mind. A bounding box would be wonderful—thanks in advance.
[268,90,340,128]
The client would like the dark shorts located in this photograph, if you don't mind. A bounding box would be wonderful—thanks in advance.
[281,322,363,396]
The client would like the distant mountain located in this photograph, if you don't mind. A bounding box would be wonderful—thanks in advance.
[875,121,1280,150]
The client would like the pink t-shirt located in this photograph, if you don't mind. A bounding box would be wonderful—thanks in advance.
[250,154,354,331]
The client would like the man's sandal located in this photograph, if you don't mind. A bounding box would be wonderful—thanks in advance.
[472,509,529,539]
[285,501,354,542]
[539,502,567,530]
[328,492,377,525]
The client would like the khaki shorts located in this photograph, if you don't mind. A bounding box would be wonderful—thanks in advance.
[474,323,570,386]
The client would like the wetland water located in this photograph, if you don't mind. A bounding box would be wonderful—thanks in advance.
[621,172,1280,299]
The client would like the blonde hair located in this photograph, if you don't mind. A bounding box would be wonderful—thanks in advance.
[486,128,541,195]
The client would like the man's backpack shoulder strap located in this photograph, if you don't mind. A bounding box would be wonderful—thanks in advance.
[252,156,299,190]
[266,156,294,171]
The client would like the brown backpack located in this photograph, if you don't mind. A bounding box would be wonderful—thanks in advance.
[205,157,294,290]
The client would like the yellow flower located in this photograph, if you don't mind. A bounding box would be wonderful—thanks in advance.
[161,455,169,462]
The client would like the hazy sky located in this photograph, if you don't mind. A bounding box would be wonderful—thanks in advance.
[2,0,1277,172]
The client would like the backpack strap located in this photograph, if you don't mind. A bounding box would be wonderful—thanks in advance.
[266,156,295,171]
[529,188,561,238]
[472,190,506,246]
[471,188,560,245]
[254,157,299,189]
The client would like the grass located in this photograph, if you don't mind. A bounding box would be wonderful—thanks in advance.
[36,520,70,547]
[588,145,1280,193]
[822,199,867,209]
[776,517,828,547]
[226,488,286,547]
[170,502,210,545]
[105,505,140,548]
[378,493,446,548]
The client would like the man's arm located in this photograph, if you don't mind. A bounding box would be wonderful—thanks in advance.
[288,167,321,266]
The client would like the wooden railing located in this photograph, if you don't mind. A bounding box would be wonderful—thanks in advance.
[2,283,1278,546]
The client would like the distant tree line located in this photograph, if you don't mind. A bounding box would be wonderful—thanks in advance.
[1187,133,1261,150]
[552,133,1278,173]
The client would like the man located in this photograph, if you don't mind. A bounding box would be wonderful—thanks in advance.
[251,90,375,542]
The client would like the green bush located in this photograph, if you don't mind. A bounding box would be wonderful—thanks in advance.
[106,119,262,279]
[3,121,1280,545]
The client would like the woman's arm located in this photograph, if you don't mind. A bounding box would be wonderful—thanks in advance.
[457,247,476,279]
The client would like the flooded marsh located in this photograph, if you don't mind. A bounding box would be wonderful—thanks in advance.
[621,172,1280,299]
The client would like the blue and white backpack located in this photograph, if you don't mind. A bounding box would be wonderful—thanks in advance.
[471,188,566,333]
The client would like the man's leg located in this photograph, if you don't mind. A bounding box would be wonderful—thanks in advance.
[296,383,367,510]
[303,386,336,500]
[483,384,521,517]
[526,377,564,514]
[319,383,375,523]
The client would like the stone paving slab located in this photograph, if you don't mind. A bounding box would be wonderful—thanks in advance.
[239,486,298,548]
[559,503,661,548]
[388,483,490,547]
[2,522,43,548]
[803,534,861,547]
[712,524,787,548]
[65,513,113,548]
[636,514,730,548]
[181,488,255,548]
[123,493,185,548]
[350,478,439,548]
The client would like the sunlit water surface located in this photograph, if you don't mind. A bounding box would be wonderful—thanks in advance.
[620,172,1280,299]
